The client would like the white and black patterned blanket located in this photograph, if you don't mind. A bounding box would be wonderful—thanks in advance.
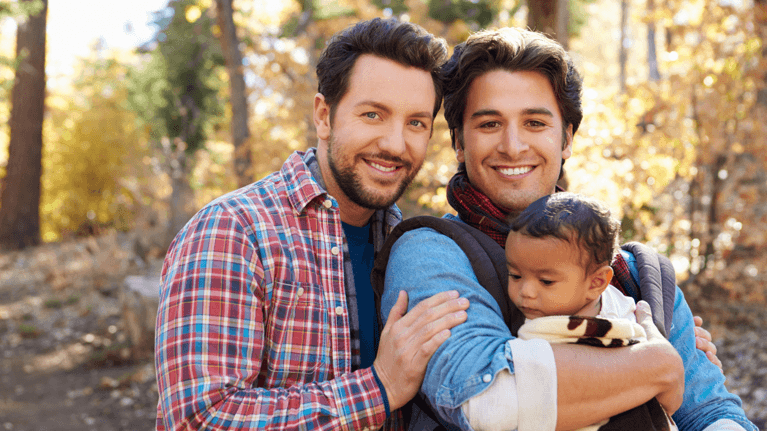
[519,315,678,431]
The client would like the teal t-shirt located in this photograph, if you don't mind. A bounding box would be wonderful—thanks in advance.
[342,221,379,369]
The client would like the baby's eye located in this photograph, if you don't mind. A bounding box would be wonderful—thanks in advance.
[540,279,554,286]
[509,274,521,280]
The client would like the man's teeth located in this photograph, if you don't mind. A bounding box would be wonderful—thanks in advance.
[499,166,532,176]
[370,161,396,172]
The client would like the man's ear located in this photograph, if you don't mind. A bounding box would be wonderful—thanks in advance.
[454,130,465,163]
[562,124,573,160]
[587,265,613,301]
[314,93,331,140]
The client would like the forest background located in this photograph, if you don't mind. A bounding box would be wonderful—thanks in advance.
[1,0,767,429]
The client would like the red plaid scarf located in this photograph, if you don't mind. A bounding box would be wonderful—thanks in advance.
[445,170,632,295]
[446,171,511,248]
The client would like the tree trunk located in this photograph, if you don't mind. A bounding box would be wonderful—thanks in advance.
[618,0,629,93]
[215,0,252,188]
[755,1,767,115]
[0,0,48,250]
[164,138,194,247]
[527,0,569,49]
[646,0,660,81]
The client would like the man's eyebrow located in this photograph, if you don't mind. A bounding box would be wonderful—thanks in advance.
[356,101,432,119]
[523,107,555,117]
[469,107,555,119]
[469,109,501,119]
[356,101,392,115]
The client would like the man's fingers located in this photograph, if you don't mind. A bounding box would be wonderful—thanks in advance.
[398,290,467,329]
[374,291,468,410]
[707,351,723,371]
[695,335,717,355]
[415,328,452,361]
[693,315,723,370]
[410,297,468,337]
[694,325,713,343]
[388,291,408,322]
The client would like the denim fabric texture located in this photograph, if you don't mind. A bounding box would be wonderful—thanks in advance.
[381,214,757,431]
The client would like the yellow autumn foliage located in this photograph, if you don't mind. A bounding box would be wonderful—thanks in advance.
[41,52,148,242]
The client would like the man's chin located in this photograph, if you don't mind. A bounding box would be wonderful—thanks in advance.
[354,185,407,210]
[355,192,401,210]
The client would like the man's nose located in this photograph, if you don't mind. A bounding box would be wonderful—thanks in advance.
[498,125,530,157]
[378,123,407,155]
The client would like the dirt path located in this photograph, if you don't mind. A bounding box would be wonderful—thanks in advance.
[1,354,156,430]
[1,234,765,430]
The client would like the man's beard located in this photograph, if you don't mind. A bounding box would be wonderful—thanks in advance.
[326,133,418,210]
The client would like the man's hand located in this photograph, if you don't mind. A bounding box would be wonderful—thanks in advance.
[635,301,685,415]
[374,290,469,410]
[693,315,722,370]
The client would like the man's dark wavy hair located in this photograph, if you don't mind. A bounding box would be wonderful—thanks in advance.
[316,18,448,122]
[509,192,621,274]
[441,28,583,177]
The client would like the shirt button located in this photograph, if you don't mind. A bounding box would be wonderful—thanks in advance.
[296,288,305,297]
[482,374,492,383]
[331,246,340,255]
[335,306,344,316]
[323,199,332,209]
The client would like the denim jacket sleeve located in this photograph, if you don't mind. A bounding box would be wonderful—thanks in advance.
[380,227,556,430]
[621,251,757,431]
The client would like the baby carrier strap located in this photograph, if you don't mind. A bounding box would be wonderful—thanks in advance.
[620,242,677,337]
[371,215,526,431]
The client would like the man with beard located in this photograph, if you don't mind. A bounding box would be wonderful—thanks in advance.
[154,18,469,430]
[380,27,756,431]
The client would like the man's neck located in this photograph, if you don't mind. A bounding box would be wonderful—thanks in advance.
[339,204,375,227]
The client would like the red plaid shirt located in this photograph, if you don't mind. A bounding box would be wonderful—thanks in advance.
[155,149,405,430]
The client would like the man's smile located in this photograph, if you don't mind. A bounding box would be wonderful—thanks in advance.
[497,165,533,176]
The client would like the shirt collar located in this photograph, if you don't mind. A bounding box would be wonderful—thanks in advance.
[281,148,327,214]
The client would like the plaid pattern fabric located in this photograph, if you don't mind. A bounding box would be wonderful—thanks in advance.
[610,254,636,297]
[446,171,511,248]
[307,157,400,371]
[155,149,405,430]
[447,174,634,297]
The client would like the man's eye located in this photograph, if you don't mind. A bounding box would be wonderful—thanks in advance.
[409,119,425,127]
[365,112,378,119]
[481,121,500,128]
[528,120,546,127]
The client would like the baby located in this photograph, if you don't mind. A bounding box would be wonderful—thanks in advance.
[506,192,677,431]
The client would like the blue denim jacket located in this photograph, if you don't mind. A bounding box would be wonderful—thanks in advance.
[380,219,757,431]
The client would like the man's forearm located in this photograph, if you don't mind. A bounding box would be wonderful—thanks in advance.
[553,338,683,430]
[157,366,387,430]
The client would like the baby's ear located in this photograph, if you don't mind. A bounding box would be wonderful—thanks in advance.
[587,265,614,300]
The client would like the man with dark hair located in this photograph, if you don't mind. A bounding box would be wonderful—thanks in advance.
[381,27,756,431]
[154,18,469,430]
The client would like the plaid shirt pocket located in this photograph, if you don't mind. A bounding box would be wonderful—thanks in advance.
[264,279,331,388]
